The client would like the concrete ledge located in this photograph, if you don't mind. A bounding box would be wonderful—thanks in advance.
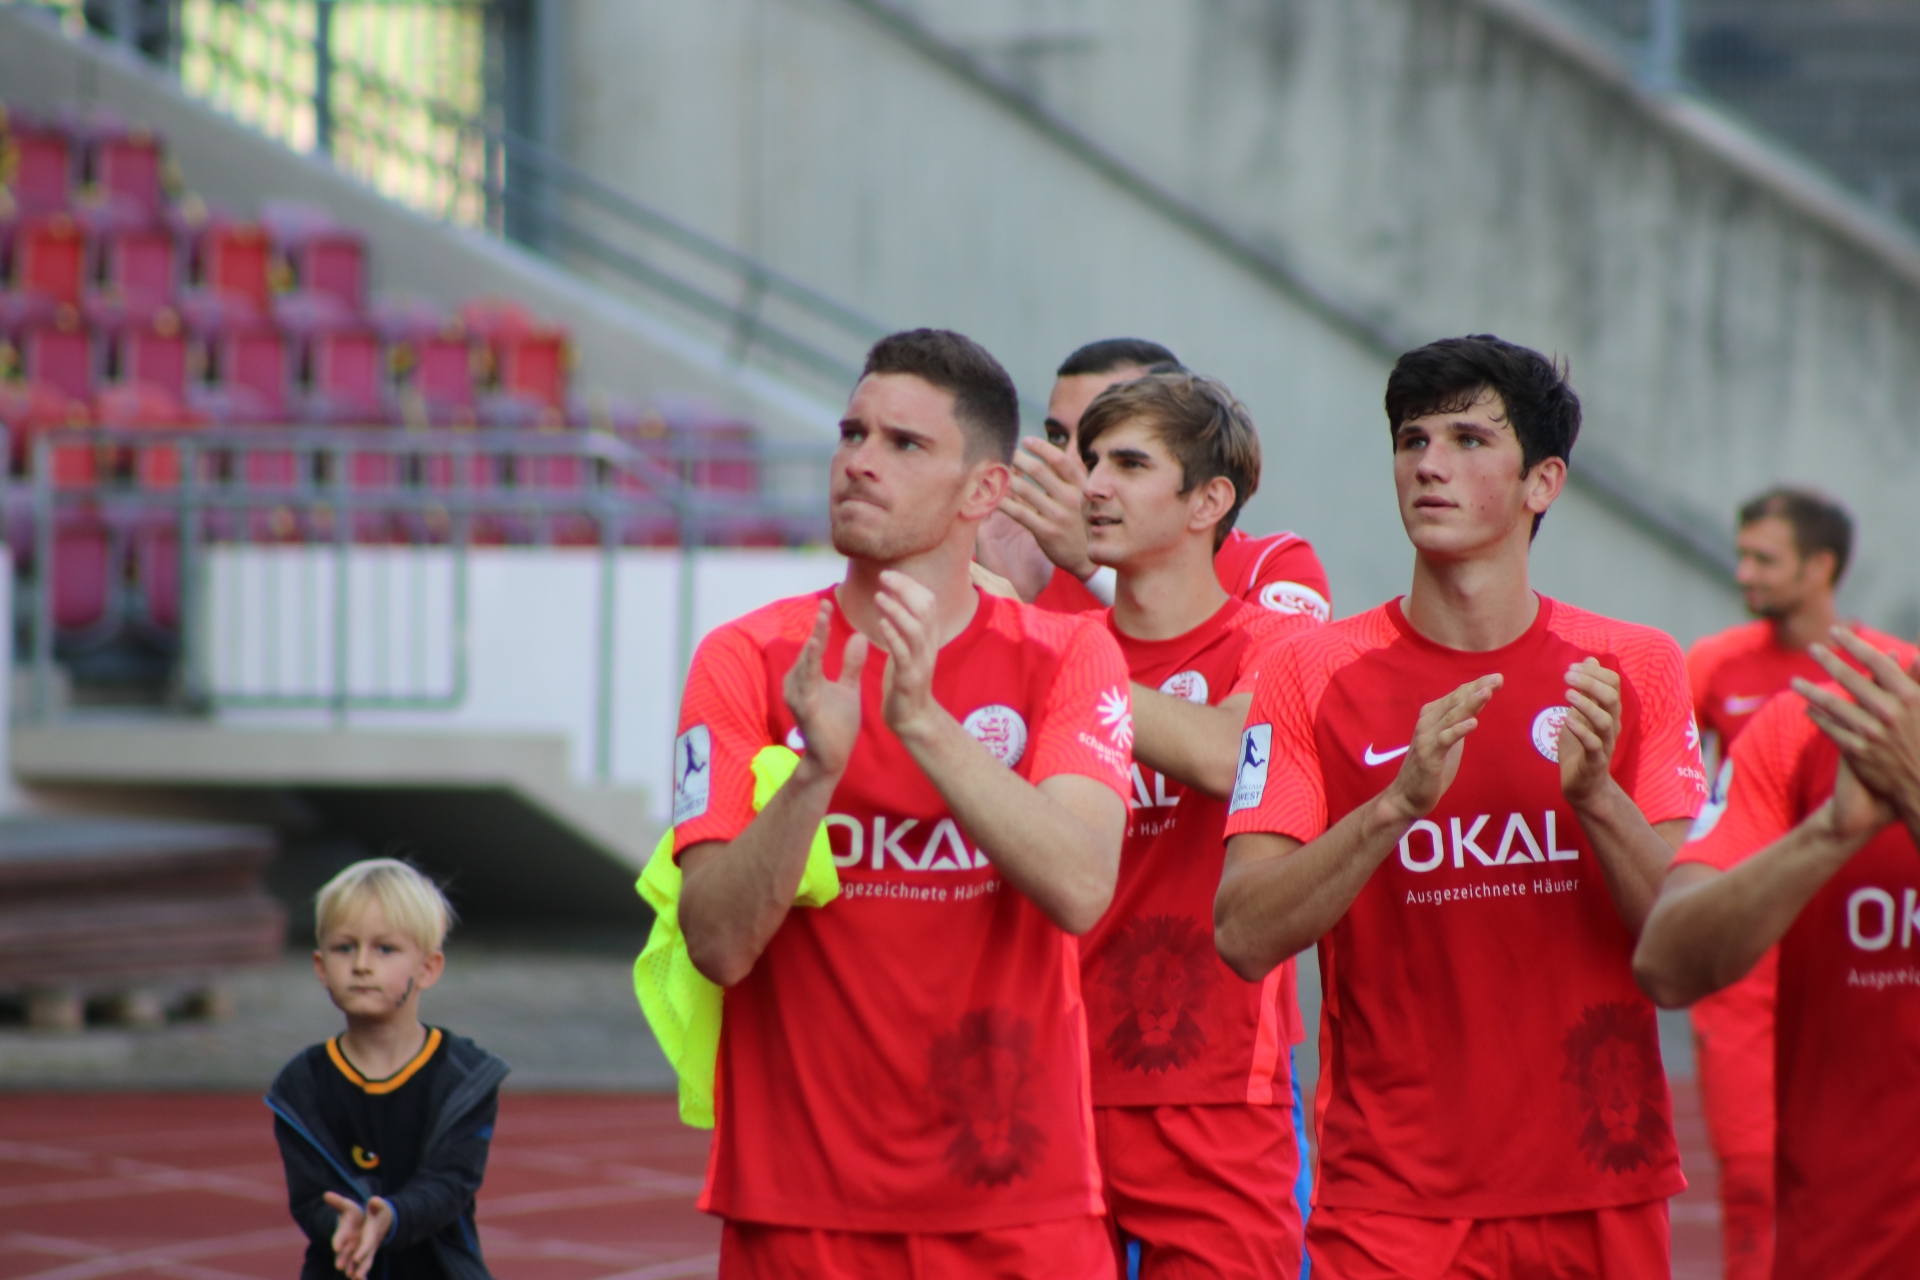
[13,723,657,871]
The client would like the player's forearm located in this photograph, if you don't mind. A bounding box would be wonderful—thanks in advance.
[679,762,841,986]
[1130,686,1244,799]
[1633,811,1869,1007]
[1569,779,1673,936]
[1216,794,1411,979]
[896,712,1119,933]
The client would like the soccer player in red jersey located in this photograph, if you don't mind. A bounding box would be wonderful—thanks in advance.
[1074,372,1318,1278]
[1635,627,1920,1280]
[673,329,1133,1278]
[1215,335,1707,1278]
[1682,487,1858,1280]
[975,338,1332,622]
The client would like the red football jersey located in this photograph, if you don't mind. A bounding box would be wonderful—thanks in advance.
[1031,529,1333,620]
[1688,621,1903,760]
[1083,599,1313,1106]
[1674,663,1920,1280]
[1223,596,1705,1217]
[673,587,1134,1233]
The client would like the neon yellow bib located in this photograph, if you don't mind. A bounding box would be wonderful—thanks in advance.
[632,744,839,1127]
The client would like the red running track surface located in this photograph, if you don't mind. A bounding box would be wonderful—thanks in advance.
[0,1086,1720,1278]
[0,1094,720,1280]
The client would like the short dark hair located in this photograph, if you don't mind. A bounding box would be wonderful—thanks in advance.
[1078,371,1261,550]
[1056,338,1184,379]
[861,329,1020,462]
[1738,487,1854,583]
[1384,335,1580,536]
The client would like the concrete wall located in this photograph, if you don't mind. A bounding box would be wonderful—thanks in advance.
[556,0,1763,641]
[891,0,1920,637]
[559,0,1920,643]
[0,6,842,442]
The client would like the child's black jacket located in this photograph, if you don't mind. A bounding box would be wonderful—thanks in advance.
[267,1032,509,1280]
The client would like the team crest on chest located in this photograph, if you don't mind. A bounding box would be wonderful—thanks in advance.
[1159,670,1210,704]
[963,705,1028,767]
[1531,706,1571,763]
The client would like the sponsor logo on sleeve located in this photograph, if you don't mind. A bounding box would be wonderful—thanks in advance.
[1258,581,1331,622]
[1531,706,1572,763]
[1685,714,1701,755]
[1159,670,1210,704]
[1098,686,1135,751]
[785,725,806,752]
[1687,758,1733,840]
[1724,694,1770,717]
[1229,724,1272,814]
[672,725,711,824]
[963,704,1028,767]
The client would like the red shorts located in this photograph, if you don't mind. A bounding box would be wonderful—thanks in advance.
[1689,948,1777,1161]
[1306,1199,1669,1280]
[1094,1104,1303,1280]
[717,1216,1113,1279]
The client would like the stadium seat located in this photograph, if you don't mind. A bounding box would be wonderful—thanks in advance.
[401,327,479,427]
[75,126,164,233]
[179,223,271,331]
[273,229,367,335]
[132,525,178,632]
[84,225,178,326]
[295,327,388,425]
[0,213,87,328]
[49,517,114,635]
[5,315,99,484]
[1,116,75,216]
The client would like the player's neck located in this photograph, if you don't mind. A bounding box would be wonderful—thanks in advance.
[838,538,981,648]
[1110,537,1229,640]
[1406,546,1540,652]
[1768,594,1840,653]
[339,1012,430,1080]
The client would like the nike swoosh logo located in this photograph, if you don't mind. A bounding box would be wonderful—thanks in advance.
[1724,695,1770,715]
[1363,744,1410,766]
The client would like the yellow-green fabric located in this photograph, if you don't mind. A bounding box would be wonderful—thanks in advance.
[633,744,839,1127]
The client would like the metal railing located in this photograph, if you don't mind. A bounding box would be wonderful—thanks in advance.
[14,424,834,781]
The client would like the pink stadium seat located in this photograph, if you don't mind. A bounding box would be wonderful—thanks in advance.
[84,226,177,325]
[97,313,206,491]
[0,214,87,328]
[274,230,367,335]
[76,127,164,232]
[405,330,478,427]
[179,224,271,330]
[2,118,75,215]
[296,327,388,424]
[134,526,178,631]
[189,324,288,425]
[11,316,99,486]
[50,518,113,633]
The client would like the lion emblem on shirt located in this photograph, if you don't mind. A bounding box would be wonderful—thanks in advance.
[928,1008,1047,1187]
[1100,914,1216,1074]
[1562,1001,1668,1173]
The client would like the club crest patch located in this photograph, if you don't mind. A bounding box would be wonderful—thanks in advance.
[1159,670,1210,704]
[1532,706,1572,763]
[963,704,1028,767]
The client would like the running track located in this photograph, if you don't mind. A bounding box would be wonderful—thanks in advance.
[0,1088,1719,1279]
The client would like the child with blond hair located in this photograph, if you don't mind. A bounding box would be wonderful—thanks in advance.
[267,859,508,1280]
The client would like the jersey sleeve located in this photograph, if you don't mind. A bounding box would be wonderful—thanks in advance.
[1674,694,1807,872]
[671,624,773,856]
[1223,637,1328,842]
[1027,617,1133,797]
[1227,610,1314,699]
[1244,539,1333,623]
[1032,566,1105,615]
[1622,631,1709,825]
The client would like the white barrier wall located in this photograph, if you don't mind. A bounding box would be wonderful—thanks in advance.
[209,547,846,820]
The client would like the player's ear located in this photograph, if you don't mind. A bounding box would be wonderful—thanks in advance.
[416,949,446,992]
[1523,455,1567,517]
[960,458,1012,521]
[1188,476,1237,533]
